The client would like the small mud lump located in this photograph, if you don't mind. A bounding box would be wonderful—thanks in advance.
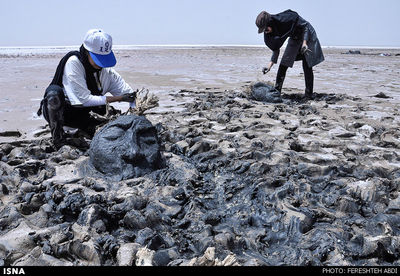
[250,82,282,103]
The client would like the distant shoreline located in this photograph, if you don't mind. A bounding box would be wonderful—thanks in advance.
[1,44,400,55]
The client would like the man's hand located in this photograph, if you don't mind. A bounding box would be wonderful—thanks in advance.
[121,92,137,103]
[262,61,274,75]
[301,42,311,55]
[262,67,270,75]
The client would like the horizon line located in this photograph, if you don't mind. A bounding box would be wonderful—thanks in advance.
[1,44,400,50]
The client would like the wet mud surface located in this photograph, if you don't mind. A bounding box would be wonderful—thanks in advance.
[1,85,400,266]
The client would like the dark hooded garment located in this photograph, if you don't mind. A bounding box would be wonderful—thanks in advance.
[263,9,324,68]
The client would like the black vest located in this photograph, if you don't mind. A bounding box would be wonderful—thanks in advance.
[37,45,102,116]
[50,45,103,96]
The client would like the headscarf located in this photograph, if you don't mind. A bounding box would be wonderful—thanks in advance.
[256,11,271,33]
[263,10,300,51]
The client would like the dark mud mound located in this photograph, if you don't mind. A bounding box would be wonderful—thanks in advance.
[249,82,348,105]
[250,82,282,103]
[0,87,400,266]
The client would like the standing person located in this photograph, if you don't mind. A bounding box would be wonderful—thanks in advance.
[256,10,324,98]
[37,29,137,149]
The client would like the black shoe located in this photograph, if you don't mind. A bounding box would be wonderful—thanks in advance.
[50,122,66,150]
[305,89,313,99]
[65,137,90,151]
[274,83,283,94]
[53,138,67,150]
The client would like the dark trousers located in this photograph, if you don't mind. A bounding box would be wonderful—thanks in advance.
[275,55,314,96]
[63,104,106,136]
[41,85,106,147]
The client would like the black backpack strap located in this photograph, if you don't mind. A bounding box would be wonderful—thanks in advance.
[50,51,81,86]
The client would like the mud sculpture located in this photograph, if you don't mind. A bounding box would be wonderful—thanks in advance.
[88,115,164,181]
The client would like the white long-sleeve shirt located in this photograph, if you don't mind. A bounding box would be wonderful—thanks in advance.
[62,55,134,107]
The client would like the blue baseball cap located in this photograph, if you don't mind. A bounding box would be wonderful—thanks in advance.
[83,29,117,68]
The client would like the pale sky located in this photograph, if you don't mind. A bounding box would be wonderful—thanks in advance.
[1,0,399,47]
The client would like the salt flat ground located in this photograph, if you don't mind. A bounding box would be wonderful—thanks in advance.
[0,47,399,142]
